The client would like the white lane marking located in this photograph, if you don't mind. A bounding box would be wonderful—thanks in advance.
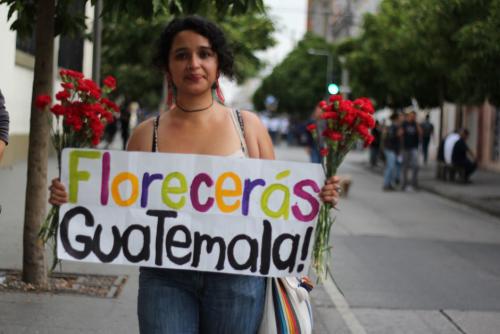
[323,274,368,334]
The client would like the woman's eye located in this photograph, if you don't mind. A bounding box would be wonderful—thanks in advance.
[199,50,213,58]
[175,53,188,60]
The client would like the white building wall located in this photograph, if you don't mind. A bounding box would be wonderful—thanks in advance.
[0,5,35,135]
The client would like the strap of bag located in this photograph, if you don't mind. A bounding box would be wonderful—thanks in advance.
[152,115,160,152]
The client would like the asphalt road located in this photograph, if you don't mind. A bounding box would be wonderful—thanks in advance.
[275,145,500,334]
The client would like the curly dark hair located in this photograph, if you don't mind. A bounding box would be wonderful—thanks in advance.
[153,16,234,79]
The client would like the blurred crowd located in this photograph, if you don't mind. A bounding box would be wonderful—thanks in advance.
[367,111,476,191]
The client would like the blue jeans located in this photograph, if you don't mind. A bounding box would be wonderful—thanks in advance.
[310,146,321,163]
[138,267,266,334]
[383,149,397,187]
[402,148,419,188]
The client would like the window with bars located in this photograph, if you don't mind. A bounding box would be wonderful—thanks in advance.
[16,30,36,56]
[57,0,86,71]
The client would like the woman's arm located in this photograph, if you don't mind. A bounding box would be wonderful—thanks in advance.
[240,110,275,160]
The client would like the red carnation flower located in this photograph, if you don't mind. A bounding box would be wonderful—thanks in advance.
[364,135,375,146]
[339,100,354,113]
[55,90,71,101]
[320,148,329,157]
[76,79,90,93]
[60,69,84,79]
[329,94,343,103]
[35,95,52,110]
[306,123,317,132]
[329,131,343,141]
[50,104,66,116]
[61,82,74,90]
[320,111,338,120]
[100,98,119,112]
[103,75,117,89]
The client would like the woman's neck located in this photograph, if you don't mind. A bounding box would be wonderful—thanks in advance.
[175,91,214,113]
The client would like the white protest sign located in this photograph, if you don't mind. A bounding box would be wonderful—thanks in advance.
[57,148,325,277]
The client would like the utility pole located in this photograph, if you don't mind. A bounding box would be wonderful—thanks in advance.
[92,0,103,83]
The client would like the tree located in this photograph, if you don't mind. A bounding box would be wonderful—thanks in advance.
[339,0,500,111]
[253,33,340,118]
[1,0,265,286]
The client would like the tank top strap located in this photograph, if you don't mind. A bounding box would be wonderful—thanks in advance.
[229,109,248,157]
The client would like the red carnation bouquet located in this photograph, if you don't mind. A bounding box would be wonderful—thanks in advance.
[35,69,118,267]
[308,94,375,279]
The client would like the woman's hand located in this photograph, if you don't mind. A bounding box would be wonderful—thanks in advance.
[48,178,68,206]
[319,176,341,207]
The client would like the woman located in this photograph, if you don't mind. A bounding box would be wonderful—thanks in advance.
[49,16,340,334]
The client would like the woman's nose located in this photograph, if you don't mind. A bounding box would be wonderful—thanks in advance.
[188,54,201,69]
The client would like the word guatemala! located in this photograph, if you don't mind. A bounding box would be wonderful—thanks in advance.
[58,149,324,277]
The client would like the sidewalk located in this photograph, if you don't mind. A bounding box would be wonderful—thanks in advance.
[358,152,500,219]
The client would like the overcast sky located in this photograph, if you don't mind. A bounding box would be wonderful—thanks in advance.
[258,0,308,70]
[223,0,308,105]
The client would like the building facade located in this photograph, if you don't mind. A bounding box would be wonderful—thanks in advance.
[307,0,381,41]
[0,2,95,167]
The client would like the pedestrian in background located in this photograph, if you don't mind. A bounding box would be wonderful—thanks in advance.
[420,114,434,165]
[369,120,381,167]
[48,15,341,334]
[120,101,131,150]
[401,111,421,191]
[382,113,402,191]
[0,89,9,162]
[452,128,477,182]
[306,103,323,163]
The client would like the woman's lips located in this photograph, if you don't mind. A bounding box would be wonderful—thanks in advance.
[185,74,204,82]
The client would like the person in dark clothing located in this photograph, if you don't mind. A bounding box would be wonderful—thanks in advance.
[102,111,119,149]
[420,114,434,164]
[0,89,9,162]
[305,104,323,163]
[120,103,131,150]
[369,120,381,167]
[382,113,402,190]
[401,111,421,191]
[452,128,477,181]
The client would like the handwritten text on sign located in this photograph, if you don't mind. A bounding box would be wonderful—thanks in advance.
[57,149,325,277]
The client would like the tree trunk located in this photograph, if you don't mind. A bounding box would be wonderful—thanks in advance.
[22,0,55,287]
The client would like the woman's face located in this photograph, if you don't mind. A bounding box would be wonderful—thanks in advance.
[168,30,219,97]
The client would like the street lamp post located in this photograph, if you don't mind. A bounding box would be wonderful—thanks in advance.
[338,55,351,98]
[307,48,333,95]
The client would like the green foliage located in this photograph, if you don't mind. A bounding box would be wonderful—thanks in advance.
[101,14,167,111]
[338,0,500,108]
[220,13,275,82]
[1,0,265,37]
[1,0,86,38]
[253,33,340,118]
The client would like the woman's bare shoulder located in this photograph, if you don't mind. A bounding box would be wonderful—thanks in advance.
[126,116,156,151]
[239,110,274,159]
[239,110,264,130]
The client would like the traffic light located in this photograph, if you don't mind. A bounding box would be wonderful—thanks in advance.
[328,83,340,95]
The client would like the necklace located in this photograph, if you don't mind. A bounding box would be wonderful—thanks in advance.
[176,98,214,113]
